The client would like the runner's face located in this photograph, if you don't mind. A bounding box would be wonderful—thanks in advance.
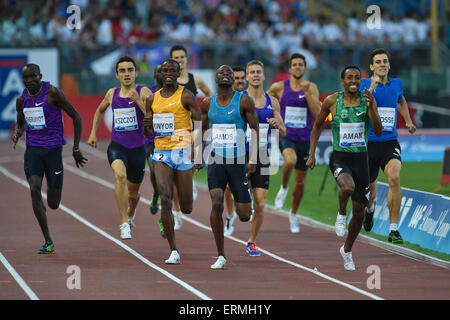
[246,65,265,87]
[232,71,246,92]
[22,67,42,93]
[370,54,390,78]
[289,58,306,79]
[216,66,234,86]
[160,62,180,85]
[171,50,187,71]
[341,69,361,93]
[116,61,137,86]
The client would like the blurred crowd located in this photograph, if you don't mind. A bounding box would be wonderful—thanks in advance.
[1,0,446,66]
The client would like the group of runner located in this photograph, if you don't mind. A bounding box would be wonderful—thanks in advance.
[12,46,416,271]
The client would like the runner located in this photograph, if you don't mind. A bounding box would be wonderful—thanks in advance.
[224,65,247,236]
[88,56,151,240]
[201,65,259,269]
[143,59,201,264]
[170,45,213,229]
[12,63,88,253]
[243,60,285,256]
[361,48,416,244]
[267,53,320,233]
[306,66,382,270]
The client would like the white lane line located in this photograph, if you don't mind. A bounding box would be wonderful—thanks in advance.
[0,252,39,300]
[0,165,211,301]
[61,162,384,300]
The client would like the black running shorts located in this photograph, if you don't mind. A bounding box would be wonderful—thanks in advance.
[107,141,146,184]
[279,137,310,171]
[367,139,402,183]
[329,151,370,204]
[24,146,63,189]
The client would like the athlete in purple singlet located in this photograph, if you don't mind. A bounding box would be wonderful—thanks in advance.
[88,56,151,240]
[268,53,321,233]
[12,63,87,254]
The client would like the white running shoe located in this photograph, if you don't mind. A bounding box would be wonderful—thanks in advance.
[224,211,237,236]
[335,213,346,237]
[120,222,132,240]
[275,186,289,209]
[340,245,355,271]
[193,181,198,201]
[173,210,183,230]
[289,213,300,233]
[165,250,181,264]
[210,256,226,269]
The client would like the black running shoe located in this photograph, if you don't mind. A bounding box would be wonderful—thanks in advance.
[150,193,159,215]
[363,207,374,232]
[388,230,403,244]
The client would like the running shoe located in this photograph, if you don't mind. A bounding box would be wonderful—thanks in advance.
[210,256,226,269]
[37,240,54,254]
[246,243,261,256]
[335,213,346,237]
[150,193,159,215]
[363,202,375,232]
[339,245,355,271]
[289,213,300,233]
[224,211,237,236]
[120,222,132,240]
[275,186,289,209]
[165,250,181,264]
[388,230,403,244]
[173,210,183,230]
[158,218,166,239]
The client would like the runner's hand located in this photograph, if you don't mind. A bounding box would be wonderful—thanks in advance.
[246,163,256,177]
[12,131,22,149]
[306,155,315,170]
[406,122,416,134]
[72,149,88,168]
[87,134,97,148]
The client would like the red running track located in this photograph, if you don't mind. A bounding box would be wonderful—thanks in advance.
[0,140,449,301]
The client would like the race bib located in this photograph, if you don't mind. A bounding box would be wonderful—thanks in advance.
[339,122,366,148]
[24,107,46,130]
[212,124,236,148]
[378,107,395,131]
[246,123,270,149]
[285,106,307,128]
[114,107,138,131]
[153,113,175,137]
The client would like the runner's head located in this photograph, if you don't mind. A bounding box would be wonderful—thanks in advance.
[115,56,137,87]
[232,66,246,92]
[160,59,181,86]
[216,65,234,88]
[289,53,307,80]
[154,64,163,87]
[170,45,188,72]
[370,48,390,78]
[246,60,265,88]
[22,63,42,94]
[340,65,361,94]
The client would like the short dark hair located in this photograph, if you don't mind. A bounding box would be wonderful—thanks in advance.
[289,53,307,67]
[116,56,137,73]
[232,66,245,73]
[170,45,188,58]
[162,58,180,72]
[340,65,361,79]
[370,48,389,64]
[23,63,41,74]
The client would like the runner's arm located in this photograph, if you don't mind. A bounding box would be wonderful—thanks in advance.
[12,96,25,149]
[195,75,213,97]
[306,93,337,170]
[48,85,87,167]
[266,96,286,137]
[397,96,416,134]
[143,95,154,138]
[267,81,283,100]
[88,88,113,148]
[364,88,382,136]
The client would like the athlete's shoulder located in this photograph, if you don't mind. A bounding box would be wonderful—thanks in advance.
[389,78,403,86]
[360,77,371,89]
